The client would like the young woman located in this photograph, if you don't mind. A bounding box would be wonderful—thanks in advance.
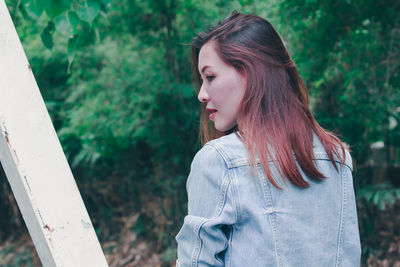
[176,11,361,266]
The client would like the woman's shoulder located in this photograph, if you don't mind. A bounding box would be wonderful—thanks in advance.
[188,133,247,184]
[199,131,353,171]
[202,132,248,168]
[312,132,353,171]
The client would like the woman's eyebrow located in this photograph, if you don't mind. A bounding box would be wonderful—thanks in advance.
[201,65,211,73]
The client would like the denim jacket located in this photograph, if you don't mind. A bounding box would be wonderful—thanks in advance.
[175,132,361,267]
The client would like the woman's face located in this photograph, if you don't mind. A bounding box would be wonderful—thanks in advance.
[197,41,246,132]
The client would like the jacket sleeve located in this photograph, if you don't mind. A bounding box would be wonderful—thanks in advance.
[176,144,237,267]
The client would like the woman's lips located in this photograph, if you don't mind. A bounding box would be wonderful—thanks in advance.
[206,108,217,120]
[209,112,216,120]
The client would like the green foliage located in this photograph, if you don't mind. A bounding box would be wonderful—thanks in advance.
[74,0,100,25]
[277,0,400,165]
[358,182,400,211]
[0,245,35,267]
[40,20,55,49]
[54,11,80,37]
[161,247,177,263]
[8,0,110,69]
[60,36,172,165]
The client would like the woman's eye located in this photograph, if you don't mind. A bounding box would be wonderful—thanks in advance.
[206,75,214,82]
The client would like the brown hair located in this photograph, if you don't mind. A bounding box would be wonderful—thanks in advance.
[192,11,346,188]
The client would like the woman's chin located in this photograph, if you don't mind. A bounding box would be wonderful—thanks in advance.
[214,122,236,133]
[214,124,226,132]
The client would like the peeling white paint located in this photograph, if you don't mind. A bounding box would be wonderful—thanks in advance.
[80,219,92,229]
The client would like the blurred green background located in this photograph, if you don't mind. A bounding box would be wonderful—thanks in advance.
[0,0,399,266]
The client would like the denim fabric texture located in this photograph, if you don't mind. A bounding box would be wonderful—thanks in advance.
[175,132,361,267]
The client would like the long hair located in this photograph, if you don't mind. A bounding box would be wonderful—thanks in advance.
[192,11,346,188]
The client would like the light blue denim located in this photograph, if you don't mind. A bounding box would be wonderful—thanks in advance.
[175,132,361,266]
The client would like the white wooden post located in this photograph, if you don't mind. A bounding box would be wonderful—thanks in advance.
[0,1,109,266]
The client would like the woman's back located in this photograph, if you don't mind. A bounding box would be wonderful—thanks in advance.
[176,133,361,266]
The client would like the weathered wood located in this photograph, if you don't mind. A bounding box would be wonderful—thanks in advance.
[0,1,108,266]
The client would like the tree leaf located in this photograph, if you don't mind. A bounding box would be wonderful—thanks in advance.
[67,36,79,72]
[99,0,111,6]
[68,12,81,32]
[22,0,48,18]
[41,21,55,50]
[55,11,80,37]
[55,12,73,37]
[45,0,71,18]
[75,0,100,25]
[99,0,111,12]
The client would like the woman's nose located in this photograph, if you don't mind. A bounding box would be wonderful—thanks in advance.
[198,84,209,103]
